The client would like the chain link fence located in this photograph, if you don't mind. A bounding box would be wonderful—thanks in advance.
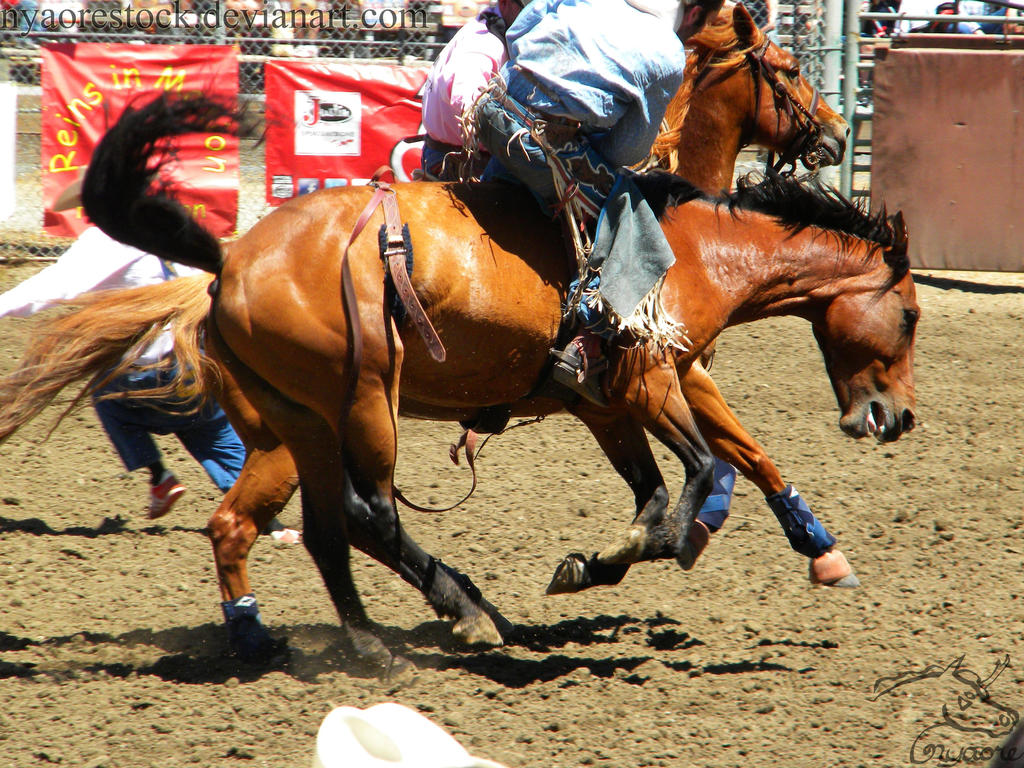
[1,0,835,264]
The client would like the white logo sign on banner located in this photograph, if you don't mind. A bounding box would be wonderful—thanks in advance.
[294,91,361,157]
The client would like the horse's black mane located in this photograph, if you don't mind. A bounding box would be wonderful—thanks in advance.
[632,169,910,278]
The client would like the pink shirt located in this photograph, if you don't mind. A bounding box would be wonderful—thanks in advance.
[422,12,506,147]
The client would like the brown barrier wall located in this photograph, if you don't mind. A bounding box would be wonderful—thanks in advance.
[871,42,1024,271]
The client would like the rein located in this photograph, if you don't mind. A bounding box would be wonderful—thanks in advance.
[394,416,547,513]
[743,37,825,174]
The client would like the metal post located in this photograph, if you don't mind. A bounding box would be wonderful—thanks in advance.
[820,0,844,187]
[840,0,861,197]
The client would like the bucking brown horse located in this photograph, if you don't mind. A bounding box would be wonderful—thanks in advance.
[0,6,858,668]
[55,83,917,677]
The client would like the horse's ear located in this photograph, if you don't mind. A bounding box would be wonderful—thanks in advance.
[885,210,910,271]
[890,210,908,255]
[732,3,759,44]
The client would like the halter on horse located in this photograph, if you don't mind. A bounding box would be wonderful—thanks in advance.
[745,36,828,173]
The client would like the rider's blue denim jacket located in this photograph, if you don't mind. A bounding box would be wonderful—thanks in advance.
[501,0,687,168]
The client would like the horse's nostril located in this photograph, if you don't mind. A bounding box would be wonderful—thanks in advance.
[902,409,916,432]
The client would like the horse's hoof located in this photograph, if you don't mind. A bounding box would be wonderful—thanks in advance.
[825,573,861,588]
[676,520,710,571]
[809,549,859,587]
[546,553,590,595]
[452,613,503,647]
[227,616,286,663]
[385,655,418,686]
[597,525,648,565]
[231,632,288,664]
[479,599,515,640]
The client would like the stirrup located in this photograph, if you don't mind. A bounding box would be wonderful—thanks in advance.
[550,344,608,406]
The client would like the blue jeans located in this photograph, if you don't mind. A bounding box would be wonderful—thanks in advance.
[420,143,448,179]
[477,90,619,335]
[476,90,614,219]
[92,365,246,492]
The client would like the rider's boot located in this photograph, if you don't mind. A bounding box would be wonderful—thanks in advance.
[551,329,608,406]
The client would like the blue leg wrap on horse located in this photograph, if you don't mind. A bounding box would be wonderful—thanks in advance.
[766,485,837,559]
[696,459,737,532]
[221,593,272,656]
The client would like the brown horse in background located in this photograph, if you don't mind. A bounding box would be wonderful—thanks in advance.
[60,92,916,676]
[656,2,847,191]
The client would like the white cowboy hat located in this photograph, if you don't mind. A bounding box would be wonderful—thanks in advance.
[312,702,510,768]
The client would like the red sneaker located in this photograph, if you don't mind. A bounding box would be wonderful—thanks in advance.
[148,473,185,519]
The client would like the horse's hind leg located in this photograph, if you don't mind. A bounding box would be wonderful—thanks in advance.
[595,349,715,570]
[203,355,508,657]
[208,442,299,660]
[287,411,415,679]
[679,363,857,587]
[213,347,410,678]
[338,370,507,647]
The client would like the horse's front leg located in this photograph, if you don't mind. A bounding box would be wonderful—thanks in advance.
[594,349,714,570]
[679,362,858,587]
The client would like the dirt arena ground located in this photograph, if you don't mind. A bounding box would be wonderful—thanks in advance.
[1,263,1022,768]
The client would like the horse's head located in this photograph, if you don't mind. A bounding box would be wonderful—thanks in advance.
[812,211,919,443]
[660,5,848,184]
[728,3,848,171]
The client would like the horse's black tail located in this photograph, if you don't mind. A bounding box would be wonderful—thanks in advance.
[80,93,237,275]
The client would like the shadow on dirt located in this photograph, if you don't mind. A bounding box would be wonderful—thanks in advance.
[913,274,1024,295]
[0,613,804,688]
[0,514,207,538]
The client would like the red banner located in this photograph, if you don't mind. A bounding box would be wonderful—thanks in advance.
[265,60,426,203]
[41,43,239,238]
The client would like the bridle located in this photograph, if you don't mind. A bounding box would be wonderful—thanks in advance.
[743,36,826,174]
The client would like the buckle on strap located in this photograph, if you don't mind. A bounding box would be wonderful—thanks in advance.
[377,183,446,363]
[345,168,446,363]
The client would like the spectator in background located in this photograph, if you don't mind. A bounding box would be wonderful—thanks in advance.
[270,0,321,57]
[963,0,1012,33]
[0,226,244,519]
[419,0,525,180]
[0,180,300,542]
[897,0,985,33]
[13,0,41,40]
[743,0,777,33]
[1005,5,1024,33]
[862,0,899,36]
[932,0,986,31]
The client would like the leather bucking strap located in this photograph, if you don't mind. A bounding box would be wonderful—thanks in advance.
[336,170,446,431]
[374,178,446,363]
